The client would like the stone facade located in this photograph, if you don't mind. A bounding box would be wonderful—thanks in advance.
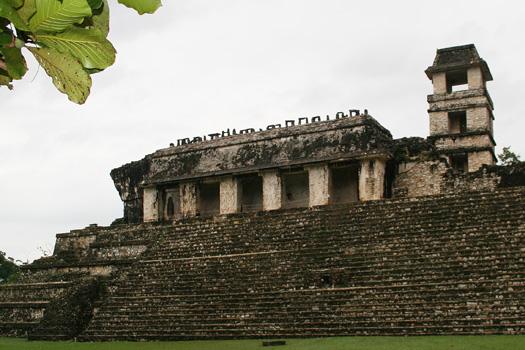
[115,113,393,222]
[1,44,524,341]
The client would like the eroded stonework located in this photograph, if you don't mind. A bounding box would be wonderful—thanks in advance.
[1,44,524,342]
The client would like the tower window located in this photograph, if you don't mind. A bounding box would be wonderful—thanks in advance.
[446,71,468,93]
[450,154,468,173]
[448,111,467,134]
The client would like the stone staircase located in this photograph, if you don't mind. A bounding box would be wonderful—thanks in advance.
[0,223,159,339]
[77,186,525,341]
[0,281,73,337]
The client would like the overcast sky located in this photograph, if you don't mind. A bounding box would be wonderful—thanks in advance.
[1,0,524,262]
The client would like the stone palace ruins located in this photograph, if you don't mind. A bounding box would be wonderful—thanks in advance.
[0,44,523,341]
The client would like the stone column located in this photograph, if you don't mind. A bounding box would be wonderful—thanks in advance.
[468,66,484,89]
[307,164,330,206]
[359,157,386,201]
[432,72,447,94]
[262,170,282,211]
[180,181,198,218]
[220,176,240,214]
[143,186,159,222]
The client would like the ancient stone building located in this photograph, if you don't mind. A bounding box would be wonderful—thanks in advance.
[0,44,523,341]
[108,45,502,224]
[115,112,392,223]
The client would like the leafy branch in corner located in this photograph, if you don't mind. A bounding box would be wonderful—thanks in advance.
[0,0,162,104]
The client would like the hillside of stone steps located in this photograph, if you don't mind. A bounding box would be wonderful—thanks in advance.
[76,186,524,341]
[0,223,161,338]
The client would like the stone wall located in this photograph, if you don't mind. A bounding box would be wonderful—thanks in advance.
[441,163,525,194]
[393,159,448,197]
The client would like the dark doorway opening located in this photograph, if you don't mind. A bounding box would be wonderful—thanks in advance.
[198,182,220,216]
[330,165,359,203]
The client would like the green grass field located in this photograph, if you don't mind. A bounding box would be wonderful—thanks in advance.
[1,335,524,350]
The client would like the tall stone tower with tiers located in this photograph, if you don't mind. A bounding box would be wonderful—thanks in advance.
[425,44,496,172]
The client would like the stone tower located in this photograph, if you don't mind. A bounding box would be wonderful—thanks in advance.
[425,44,496,172]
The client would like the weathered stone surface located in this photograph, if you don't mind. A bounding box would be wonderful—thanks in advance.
[144,115,392,185]
[110,159,151,223]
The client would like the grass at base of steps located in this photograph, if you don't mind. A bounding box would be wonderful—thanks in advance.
[1,335,524,350]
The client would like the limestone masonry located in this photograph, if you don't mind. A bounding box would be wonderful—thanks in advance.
[1,44,523,341]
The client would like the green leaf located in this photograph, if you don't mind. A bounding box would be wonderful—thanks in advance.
[6,0,23,8]
[0,0,31,30]
[0,71,13,89]
[28,46,92,104]
[0,46,27,78]
[16,0,37,24]
[0,28,13,45]
[89,0,109,37]
[118,0,161,15]
[0,17,10,27]
[75,0,109,37]
[86,0,102,10]
[35,25,115,69]
[29,0,92,33]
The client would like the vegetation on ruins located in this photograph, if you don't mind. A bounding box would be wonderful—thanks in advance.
[0,251,20,284]
[498,146,522,165]
[0,0,162,104]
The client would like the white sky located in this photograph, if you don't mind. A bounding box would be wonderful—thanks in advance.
[1,0,524,262]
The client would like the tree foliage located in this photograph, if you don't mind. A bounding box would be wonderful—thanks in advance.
[498,146,522,166]
[0,250,21,284]
[0,0,162,104]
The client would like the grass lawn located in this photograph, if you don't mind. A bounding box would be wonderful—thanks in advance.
[1,335,524,350]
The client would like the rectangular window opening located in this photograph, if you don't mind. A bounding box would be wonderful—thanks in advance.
[451,83,469,92]
[446,71,468,93]
[448,111,467,134]
[450,154,468,173]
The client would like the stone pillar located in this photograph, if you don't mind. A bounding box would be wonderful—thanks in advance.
[220,176,240,214]
[143,186,159,222]
[468,66,484,89]
[359,157,386,201]
[262,170,282,211]
[432,72,447,94]
[180,181,198,218]
[307,164,330,206]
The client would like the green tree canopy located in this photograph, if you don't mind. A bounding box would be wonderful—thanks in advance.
[0,251,21,284]
[0,0,162,104]
[498,146,522,166]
